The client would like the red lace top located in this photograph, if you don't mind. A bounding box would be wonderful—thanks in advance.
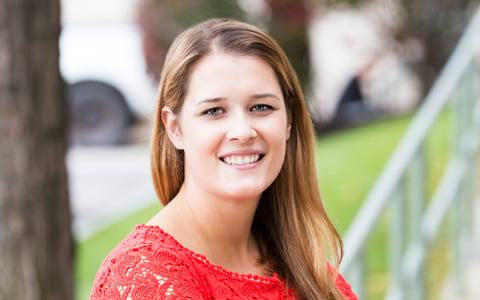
[91,225,358,300]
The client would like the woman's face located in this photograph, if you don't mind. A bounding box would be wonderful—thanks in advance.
[164,52,291,201]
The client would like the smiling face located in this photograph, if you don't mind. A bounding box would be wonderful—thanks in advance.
[163,52,291,202]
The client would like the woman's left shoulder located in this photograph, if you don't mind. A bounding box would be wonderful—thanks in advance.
[333,272,358,300]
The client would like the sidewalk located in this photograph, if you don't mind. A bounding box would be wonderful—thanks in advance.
[67,144,157,241]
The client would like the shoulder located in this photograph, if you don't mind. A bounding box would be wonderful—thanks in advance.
[90,225,209,300]
[333,272,359,300]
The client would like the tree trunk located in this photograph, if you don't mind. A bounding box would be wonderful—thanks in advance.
[0,0,73,299]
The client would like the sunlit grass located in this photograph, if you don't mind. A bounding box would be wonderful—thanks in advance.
[317,114,412,234]
[75,202,162,300]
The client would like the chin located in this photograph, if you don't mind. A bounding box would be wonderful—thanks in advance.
[223,185,267,201]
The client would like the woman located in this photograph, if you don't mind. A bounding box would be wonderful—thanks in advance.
[91,18,357,300]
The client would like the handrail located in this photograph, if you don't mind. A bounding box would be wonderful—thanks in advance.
[340,7,480,299]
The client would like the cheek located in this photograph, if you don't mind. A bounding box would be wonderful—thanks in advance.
[263,117,290,143]
[182,123,224,157]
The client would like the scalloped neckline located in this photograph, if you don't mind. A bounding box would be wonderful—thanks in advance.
[136,224,281,285]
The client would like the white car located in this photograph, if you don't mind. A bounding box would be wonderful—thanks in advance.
[60,1,157,145]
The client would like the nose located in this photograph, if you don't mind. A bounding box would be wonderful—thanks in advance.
[226,113,257,143]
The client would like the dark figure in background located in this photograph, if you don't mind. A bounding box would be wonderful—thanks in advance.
[333,75,374,127]
[319,57,379,134]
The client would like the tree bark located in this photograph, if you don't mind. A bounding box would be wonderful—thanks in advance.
[0,0,73,299]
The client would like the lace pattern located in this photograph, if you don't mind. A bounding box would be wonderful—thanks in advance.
[90,225,357,300]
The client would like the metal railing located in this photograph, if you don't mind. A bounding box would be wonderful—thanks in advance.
[340,7,480,300]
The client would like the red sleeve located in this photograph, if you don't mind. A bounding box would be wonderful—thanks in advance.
[334,272,359,300]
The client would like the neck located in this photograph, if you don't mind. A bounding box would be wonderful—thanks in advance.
[168,183,264,274]
[184,183,258,245]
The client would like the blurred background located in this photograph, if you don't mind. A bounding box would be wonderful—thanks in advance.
[1,0,479,299]
[61,0,477,147]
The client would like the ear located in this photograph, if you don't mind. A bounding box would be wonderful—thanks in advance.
[286,120,292,140]
[286,103,292,140]
[162,106,184,150]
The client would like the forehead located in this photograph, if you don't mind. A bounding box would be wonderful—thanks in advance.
[185,52,282,99]
[193,51,274,75]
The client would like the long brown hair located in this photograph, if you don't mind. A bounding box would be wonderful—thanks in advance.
[150,18,344,300]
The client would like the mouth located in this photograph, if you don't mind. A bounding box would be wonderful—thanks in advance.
[220,154,264,166]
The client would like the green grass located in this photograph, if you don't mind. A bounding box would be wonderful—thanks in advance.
[75,202,162,300]
[75,111,452,299]
[316,115,413,234]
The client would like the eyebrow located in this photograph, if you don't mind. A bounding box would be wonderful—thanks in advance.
[196,93,282,107]
[252,93,282,101]
[196,97,226,107]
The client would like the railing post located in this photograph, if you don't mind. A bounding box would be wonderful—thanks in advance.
[451,61,476,296]
[463,60,478,266]
[348,252,366,300]
[406,147,426,300]
[389,185,404,299]
[451,76,464,297]
[456,60,480,295]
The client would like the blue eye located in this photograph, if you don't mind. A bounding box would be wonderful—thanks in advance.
[251,104,272,112]
[203,107,224,116]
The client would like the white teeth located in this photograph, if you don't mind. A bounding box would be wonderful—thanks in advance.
[224,154,260,165]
